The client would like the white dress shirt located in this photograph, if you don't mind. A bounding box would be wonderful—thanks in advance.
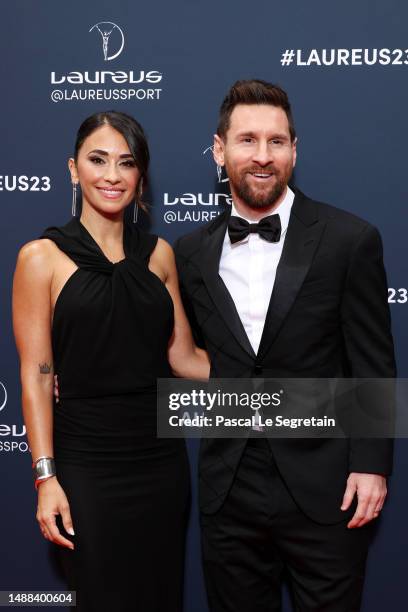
[219,186,295,355]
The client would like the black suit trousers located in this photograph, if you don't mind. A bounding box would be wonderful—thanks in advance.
[201,438,373,612]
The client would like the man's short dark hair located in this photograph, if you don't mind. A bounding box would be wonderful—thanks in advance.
[217,79,296,142]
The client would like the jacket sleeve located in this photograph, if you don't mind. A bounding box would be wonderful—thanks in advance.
[340,224,396,475]
[173,237,206,350]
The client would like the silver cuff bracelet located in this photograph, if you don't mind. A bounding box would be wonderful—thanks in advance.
[33,456,56,488]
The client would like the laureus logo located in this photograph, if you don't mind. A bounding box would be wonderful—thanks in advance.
[202,145,229,183]
[0,382,7,412]
[89,21,125,61]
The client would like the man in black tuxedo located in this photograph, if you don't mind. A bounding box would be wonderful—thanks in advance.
[174,80,395,611]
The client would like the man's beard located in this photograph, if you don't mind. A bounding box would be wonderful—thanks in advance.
[227,165,291,210]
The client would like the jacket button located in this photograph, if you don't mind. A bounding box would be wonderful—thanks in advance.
[254,365,263,375]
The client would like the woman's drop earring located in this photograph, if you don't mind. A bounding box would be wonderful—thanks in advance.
[72,182,78,217]
[133,180,143,224]
[133,199,139,224]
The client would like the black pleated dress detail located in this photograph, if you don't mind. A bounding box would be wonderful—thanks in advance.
[41,218,190,612]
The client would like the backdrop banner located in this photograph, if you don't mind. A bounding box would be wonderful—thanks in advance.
[1,1,407,610]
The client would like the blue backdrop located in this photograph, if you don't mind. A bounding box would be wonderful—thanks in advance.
[1,1,407,609]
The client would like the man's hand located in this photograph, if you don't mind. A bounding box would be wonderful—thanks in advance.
[341,472,387,528]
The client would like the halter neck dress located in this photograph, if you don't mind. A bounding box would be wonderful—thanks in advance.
[41,218,190,612]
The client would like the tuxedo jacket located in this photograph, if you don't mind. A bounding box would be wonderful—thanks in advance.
[174,188,396,524]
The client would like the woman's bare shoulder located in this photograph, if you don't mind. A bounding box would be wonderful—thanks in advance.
[152,236,174,259]
[16,239,59,278]
[148,237,176,282]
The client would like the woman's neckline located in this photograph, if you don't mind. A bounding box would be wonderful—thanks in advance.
[75,217,127,265]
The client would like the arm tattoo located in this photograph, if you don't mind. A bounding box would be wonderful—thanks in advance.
[39,362,52,374]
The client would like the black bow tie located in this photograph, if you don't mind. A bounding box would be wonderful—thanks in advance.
[228,214,282,244]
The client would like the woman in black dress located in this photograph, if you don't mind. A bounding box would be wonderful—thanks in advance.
[13,111,210,611]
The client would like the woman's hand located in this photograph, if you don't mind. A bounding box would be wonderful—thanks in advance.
[36,477,75,549]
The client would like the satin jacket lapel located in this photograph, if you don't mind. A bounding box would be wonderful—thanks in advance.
[199,210,256,359]
[257,191,327,359]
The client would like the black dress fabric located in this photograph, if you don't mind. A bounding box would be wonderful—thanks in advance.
[41,218,190,611]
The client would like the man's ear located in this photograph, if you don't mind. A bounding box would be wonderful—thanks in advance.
[68,158,79,184]
[213,134,225,166]
[292,137,297,169]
